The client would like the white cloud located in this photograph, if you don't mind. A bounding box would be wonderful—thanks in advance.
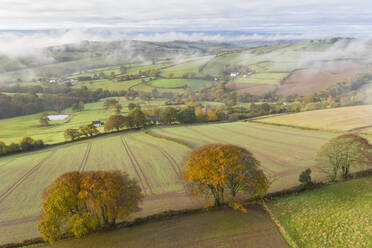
[0,0,371,33]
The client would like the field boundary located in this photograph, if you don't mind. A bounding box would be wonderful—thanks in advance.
[144,129,193,149]
[262,202,299,248]
[249,119,346,133]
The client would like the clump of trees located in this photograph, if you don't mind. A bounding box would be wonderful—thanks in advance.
[182,144,269,207]
[298,168,313,188]
[39,112,49,126]
[38,171,143,243]
[316,134,372,181]
[104,108,148,132]
[0,85,126,119]
[64,128,82,141]
[80,124,100,137]
[0,136,44,156]
[104,115,129,132]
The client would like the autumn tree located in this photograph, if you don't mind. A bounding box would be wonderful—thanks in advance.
[80,124,99,137]
[160,107,178,125]
[316,134,372,181]
[128,108,148,128]
[206,109,218,122]
[38,171,143,243]
[103,99,119,111]
[128,102,137,111]
[64,128,81,141]
[72,101,84,112]
[39,112,49,126]
[114,104,122,114]
[194,107,205,122]
[182,144,269,206]
[18,136,44,151]
[104,115,128,132]
[177,107,196,124]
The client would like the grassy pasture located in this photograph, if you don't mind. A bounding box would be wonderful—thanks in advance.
[234,73,288,85]
[130,82,185,93]
[148,78,214,90]
[72,78,143,91]
[0,98,166,144]
[160,56,213,77]
[256,105,372,132]
[203,52,242,75]
[38,208,289,248]
[269,176,372,248]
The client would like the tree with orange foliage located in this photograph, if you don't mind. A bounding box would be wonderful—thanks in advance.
[38,171,143,243]
[206,109,218,122]
[182,144,269,206]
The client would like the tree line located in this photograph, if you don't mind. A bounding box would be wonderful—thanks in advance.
[0,84,126,118]
[0,136,44,156]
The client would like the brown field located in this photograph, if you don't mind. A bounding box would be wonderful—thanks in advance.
[277,61,370,96]
[227,82,277,95]
[257,105,372,132]
[38,207,289,248]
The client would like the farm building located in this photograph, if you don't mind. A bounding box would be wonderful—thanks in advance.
[148,115,161,123]
[92,121,104,127]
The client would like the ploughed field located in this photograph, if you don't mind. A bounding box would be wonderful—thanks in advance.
[256,105,372,133]
[0,121,339,244]
[39,208,289,248]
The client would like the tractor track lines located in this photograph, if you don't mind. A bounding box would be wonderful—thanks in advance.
[247,123,328,141]
[167,228,282,248]
[0,150,57,204]
[79,143,92,172]
[130,136,181,175]
[121,136,153,195]
[185,126,282,176]
[127,135,196,203]
[214,125,316,152]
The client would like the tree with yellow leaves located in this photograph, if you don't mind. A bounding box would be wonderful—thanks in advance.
[38,171,143,243]
[182,144,269,206]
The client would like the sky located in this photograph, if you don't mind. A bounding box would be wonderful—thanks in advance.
[0,0,371,35]
[0,0,371,52]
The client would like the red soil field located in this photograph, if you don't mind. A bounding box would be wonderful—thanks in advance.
[277,61,369,96]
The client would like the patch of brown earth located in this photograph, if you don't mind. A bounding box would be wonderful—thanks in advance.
[277,61,369,96]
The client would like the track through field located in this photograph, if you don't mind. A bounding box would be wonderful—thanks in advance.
[126,135,194,201]
[213,125,316,152]
[184,126,282,176]
[79,143,92,172]
[121,136,153,195]
[0,150,57,204]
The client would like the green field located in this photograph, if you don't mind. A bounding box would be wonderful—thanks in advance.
[256,105,372,132]
[0,98,166,144]
[38,208,289,248]
[0,121,342,244]
[160,56,213,78]
[72,78,143,91]
[203,52,242,75]
[148,78,214,90]
[0,131,191,244]
[234,73,288,85]
[269,176,372,248]
[149,122,340,192]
